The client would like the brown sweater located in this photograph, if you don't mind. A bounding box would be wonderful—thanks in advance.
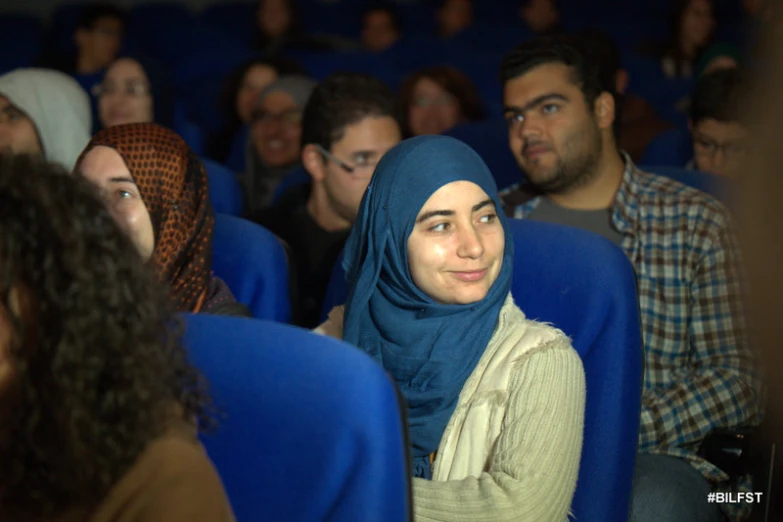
[30,425,236,522]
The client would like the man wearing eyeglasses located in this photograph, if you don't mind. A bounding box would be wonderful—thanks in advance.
[688,68,747,179]
[251,73,401,328]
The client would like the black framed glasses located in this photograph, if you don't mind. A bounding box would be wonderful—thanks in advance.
[315,144,378,177]
[693,133,748,162]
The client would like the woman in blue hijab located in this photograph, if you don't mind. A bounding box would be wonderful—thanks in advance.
[318,135,585,521]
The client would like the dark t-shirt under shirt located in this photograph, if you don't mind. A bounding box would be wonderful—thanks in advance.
[527,197,624,246]
[252,184,349,328]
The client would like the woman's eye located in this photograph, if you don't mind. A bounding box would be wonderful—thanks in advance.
[429,222,449,233]
[479,213,497,224]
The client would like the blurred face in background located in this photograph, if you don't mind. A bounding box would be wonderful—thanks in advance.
[236,65,279,124]
[251,91,302,167]
[98,58,153,128]
[362,10,399,52]
[438,0,473,38]
[680,0,715,54]
[408,77,463,136]
[521,0,560,34]
[75,16,124,72]
[258,0,292,39]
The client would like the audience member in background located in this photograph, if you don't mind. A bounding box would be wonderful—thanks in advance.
[519,0,560,36]
[255,0,351,54]
[695,42,742,77]
[255,0,299,53]
[210,56,304,163]
[648,0,716,79]
[317,135,585,521]
[362,4,402,53]
[688,68,747,179]
[499,36,761,522]
[399,66,485,137]
[578,30,674,162]
[0,154,235,522]
[44,3,125,97]
[252,73,401,328]
[437,0,473,39]
[76,123,250,317]
[96,55,174,130]
[243,75,316,215]
[0,68,91,171]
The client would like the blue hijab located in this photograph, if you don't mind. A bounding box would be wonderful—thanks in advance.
[342,135,514,478]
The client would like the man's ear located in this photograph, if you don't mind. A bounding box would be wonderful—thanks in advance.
[594,91,616,131]
[688,118,694,132]
[302,144,326,183]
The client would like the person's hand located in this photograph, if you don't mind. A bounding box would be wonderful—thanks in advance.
[317,305,345,339]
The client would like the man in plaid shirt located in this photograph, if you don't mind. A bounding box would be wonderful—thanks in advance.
[498,35,762,521]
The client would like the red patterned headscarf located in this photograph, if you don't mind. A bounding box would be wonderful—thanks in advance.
[76,123,214,313]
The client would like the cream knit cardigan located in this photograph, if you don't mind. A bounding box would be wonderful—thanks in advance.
[316,294,586,521]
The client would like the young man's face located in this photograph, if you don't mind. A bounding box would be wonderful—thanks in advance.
[310,115,401,224]
[503,63,607,194]
[691,118,748,179]
[0,96,43,158]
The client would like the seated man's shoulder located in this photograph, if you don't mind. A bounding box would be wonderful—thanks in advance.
[632,168,732,231]
[499,183,542,216]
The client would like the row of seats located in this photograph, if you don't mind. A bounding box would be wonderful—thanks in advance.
[185,217,644,521]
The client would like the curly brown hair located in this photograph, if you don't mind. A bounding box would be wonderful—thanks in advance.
[0,155,213,518]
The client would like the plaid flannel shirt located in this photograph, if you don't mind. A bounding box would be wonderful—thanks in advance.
[501,159,763,520]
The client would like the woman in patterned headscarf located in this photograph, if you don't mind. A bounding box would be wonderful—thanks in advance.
[75,122,249,316]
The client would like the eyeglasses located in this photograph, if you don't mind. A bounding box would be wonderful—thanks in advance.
[92,81,151,98]
[693,133,748,162]
[251,108,302,127]
[315,144,378,176]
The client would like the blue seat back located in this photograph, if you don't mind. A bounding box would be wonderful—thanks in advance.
[506,219,641,521]
[321,219,642,522]
[640,165,731,204]
[182,314,411,522]
[272,166,311,204]
[640,128,693,167]
[203,159,244,216]
[443,119,521,191]
[211,214,292,322]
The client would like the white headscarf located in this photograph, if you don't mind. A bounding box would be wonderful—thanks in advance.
[0,68,92,171]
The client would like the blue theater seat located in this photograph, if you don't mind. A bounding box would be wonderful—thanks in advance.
[182,313,412,521]
[211,214,292,323]
[203,159,244,216]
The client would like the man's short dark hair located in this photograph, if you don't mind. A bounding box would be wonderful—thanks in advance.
[363,3,402,33]
[77,3,126,31]
[691,68,745,125]
[573,30,623,136]
[500,33,606,109]
[301,72,400,152]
